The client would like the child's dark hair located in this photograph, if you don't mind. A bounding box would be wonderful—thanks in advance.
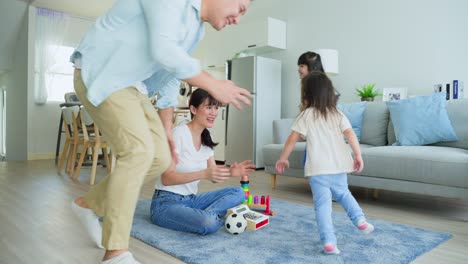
[297,51,325,73]
[188,88,220,149]
[300,71,339,120]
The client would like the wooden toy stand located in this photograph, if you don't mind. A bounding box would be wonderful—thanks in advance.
[240,179,275,216]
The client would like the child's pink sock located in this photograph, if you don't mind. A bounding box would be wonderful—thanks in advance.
[357,221,374,235]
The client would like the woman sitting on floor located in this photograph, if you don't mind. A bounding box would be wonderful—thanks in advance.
[150,88,254,235]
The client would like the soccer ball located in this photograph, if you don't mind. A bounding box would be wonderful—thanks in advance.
[224,213,247,235]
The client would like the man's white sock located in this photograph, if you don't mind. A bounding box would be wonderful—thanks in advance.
[71,200,104,249]
[102,252,141,264]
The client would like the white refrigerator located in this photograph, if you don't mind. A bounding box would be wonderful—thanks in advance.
[225,56,281,168]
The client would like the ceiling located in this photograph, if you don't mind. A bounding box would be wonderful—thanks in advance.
[31,0,116,18]
[0,0,268,74]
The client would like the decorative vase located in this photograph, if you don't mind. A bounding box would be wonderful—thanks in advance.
[361,97,374,102]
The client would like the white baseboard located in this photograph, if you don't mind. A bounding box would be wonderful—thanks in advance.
[28,152,55,160]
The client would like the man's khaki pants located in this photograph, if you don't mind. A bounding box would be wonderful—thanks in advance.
[74,69,171,249]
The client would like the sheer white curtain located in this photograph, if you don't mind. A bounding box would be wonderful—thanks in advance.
[34,8,70,104]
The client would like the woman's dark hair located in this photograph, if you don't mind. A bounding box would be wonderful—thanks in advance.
[300,71,339,120]
[188,88,220,149]
[297,51,325,73]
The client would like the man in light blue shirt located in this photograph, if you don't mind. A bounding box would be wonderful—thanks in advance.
[70,0,253,263]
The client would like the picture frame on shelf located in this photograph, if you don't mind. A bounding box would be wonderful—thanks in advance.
[382,87,408,102]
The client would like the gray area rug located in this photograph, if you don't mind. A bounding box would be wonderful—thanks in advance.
[131,199,452,264]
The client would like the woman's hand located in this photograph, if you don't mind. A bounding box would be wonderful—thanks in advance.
[204,160,255,183]
[275,159,289,174]
[229,160,255,177]
[204,166,231,183]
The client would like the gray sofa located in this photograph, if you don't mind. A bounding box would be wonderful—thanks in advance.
[263,99,468,200]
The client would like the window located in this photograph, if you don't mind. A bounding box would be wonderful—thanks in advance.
[35,45,75,102]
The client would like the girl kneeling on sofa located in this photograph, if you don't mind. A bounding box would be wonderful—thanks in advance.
[275,71,374,254]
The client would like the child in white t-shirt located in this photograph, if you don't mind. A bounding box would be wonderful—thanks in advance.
[275,71,374,254]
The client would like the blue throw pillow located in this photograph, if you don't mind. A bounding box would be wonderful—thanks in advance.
[386,92,458,146]
[338,102,367,141]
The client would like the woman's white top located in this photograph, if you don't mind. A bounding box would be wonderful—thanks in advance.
[154,124,213,195]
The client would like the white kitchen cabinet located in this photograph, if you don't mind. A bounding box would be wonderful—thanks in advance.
[193,17,286,69]
[210,106,227,162]
[236,17,286,54]
[173,110,191,127]
[194,26,239,70]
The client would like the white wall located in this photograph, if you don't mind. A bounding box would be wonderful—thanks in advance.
[0,0,28,74]
[199,0,468,118]
[5,5,29,161]
[27,7,94,159]
[18,0,468,158]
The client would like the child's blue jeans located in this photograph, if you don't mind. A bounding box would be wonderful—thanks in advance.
[308,173,366,245]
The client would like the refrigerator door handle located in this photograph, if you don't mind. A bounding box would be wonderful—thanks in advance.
[224,105,229,146]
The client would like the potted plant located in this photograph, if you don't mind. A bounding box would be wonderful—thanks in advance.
[355,83,381,101]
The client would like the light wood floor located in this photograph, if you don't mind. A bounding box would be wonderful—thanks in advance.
[0,160,467,264]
